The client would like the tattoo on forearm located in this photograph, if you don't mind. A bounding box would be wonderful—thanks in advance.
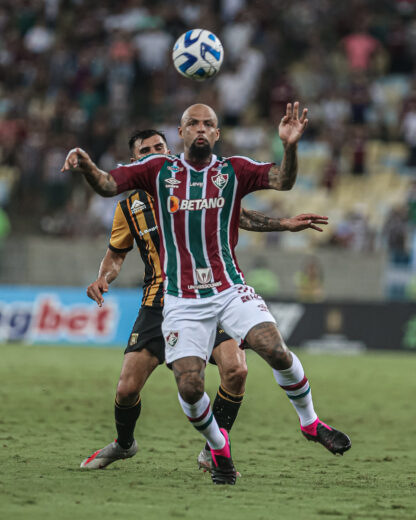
[83,170,117,197]
[239,208,286,232]
[269,144,298,190]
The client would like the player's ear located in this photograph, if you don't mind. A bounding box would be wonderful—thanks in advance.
[215,128,220,141]
[167,149,171,154]
[178,126,183,139]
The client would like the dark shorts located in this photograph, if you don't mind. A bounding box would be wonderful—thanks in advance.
[125,306,233,365]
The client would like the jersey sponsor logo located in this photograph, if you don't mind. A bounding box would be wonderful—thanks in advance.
[168,195,180,213]
[237,285,263,303]
[196,267,213,284]
[241,293,262,303]
[167,196,225,213]
[139,224,158,237]
[166,331,179,347]
[211,172,229,190]
[167,165,183,174]
[187,281,222,290]
[212,162,229,170]
[190,181,204,187]
[131,199,146,214]
[164,177,182,189]
[257,303,269,312]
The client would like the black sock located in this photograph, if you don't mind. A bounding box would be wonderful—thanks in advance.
[205,386,244,450]
[115,396,142,449]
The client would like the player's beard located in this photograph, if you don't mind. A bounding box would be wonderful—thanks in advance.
[189,139,212,162]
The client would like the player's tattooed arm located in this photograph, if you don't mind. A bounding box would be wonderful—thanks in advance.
[268,101,308,191]
[239,208,287,231]
[239,209,329,233]
[61,148,118,196]
[268,145,298,190]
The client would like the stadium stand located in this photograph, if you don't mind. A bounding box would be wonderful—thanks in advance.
[1,0,415,296]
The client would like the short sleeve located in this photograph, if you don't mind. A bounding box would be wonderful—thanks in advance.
[108,203,134,253]
[110,155,167,195]
[229,156,274,196]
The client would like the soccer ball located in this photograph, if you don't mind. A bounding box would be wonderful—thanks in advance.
[172,29,224,81]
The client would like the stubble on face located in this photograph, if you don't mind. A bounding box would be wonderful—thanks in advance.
[189,140,212,162]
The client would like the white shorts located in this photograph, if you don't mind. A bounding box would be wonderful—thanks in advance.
[162,284,276,365]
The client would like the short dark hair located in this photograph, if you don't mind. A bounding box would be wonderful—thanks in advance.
[128,129,167,153]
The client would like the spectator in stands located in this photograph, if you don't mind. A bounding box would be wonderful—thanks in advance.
[341,19,382,73]
[383,206,410,265]
[0,0,413,268]
[401,94,416,168]
[330,208,374,252]
[294,256,324,302]
[245,258,280,298]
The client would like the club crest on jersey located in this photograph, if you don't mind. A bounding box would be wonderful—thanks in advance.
[196,267,213,284]
[129,333,139,346]
[211,172,228,190]
[166,331,179,347]
[164,177,182,189]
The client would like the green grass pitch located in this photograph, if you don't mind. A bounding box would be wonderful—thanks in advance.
[1,344,415,520]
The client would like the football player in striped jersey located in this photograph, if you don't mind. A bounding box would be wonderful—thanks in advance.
[80,129,328,472]
[64,104,350,485]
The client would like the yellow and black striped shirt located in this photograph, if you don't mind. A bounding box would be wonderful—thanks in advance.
[109,190,164,307]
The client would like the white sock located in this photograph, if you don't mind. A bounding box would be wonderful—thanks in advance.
[178,392,225,450]
[273,352,318,427]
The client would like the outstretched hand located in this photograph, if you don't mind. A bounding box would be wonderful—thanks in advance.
[278,102,308,146]
[61,147,95,173]
[283,214,328,232]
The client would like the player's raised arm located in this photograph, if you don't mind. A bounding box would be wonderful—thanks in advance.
[268,102,308,191]
[61,148,118,197]
[87,249,127,307]
[239,209,328,232]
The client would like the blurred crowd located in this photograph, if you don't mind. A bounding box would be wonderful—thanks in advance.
[1,0,416,268]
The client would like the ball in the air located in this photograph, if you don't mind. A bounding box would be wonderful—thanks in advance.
[172,29,224,81]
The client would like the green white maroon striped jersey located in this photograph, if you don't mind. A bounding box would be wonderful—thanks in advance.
[110,153,273,298]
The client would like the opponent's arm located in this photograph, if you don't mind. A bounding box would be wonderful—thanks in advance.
[87,249,127,307]
[239,208,328,232]
[268,102,308,191]
[61,148,117,196]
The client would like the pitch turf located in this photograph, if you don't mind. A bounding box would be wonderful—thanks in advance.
[1,344,415,520]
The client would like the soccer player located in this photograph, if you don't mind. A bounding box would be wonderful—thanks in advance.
[81,129,330,471]
[63,103,351,485]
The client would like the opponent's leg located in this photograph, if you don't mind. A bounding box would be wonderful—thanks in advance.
[198,339,246,472]
[173,356,237,485]
[212,339,247,431]
[80,350,159,469]
[246,322,351,455]
[115,349,159,448]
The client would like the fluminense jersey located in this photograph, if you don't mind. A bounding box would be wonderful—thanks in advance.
[110,153,273,299]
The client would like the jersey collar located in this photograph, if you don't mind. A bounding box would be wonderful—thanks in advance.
[180,153,217,172]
